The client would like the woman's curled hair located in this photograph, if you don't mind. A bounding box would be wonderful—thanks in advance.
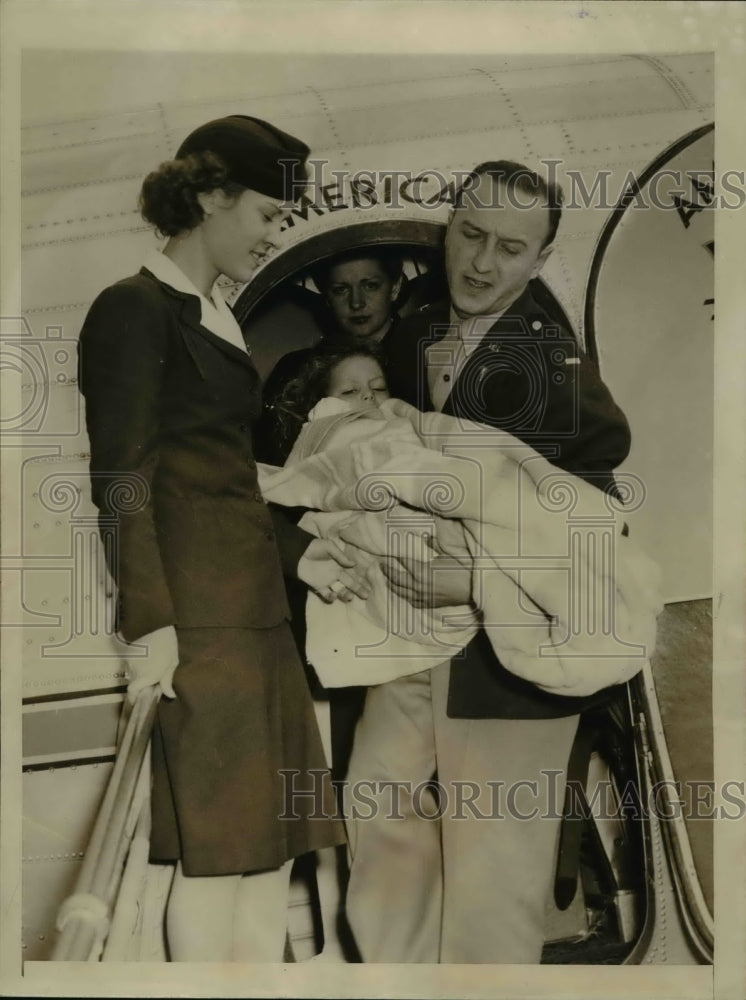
[139,150,245,237]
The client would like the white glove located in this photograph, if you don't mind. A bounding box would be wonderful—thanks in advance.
[124,625,179,703]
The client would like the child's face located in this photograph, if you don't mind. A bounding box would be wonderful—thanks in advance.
[327,356,390,409]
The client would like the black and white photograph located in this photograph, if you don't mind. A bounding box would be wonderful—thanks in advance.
[1,2,745,998]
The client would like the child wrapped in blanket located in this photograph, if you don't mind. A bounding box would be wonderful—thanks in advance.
[260,346,478,688]
[259,347,662,696]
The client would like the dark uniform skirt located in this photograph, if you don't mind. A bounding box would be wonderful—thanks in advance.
[149,622,346,876]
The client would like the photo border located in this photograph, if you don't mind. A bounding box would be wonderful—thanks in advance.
[2,2,744,998]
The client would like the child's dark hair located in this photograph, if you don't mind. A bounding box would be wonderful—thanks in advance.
[139,150,246,237]
[267,345,386,465]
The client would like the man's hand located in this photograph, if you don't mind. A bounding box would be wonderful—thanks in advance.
[382,553,472,608]
[298,537,373,604]
[125,625,179,704]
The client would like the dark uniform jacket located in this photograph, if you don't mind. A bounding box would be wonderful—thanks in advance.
[384,285,632,719]
[78,268,310,643]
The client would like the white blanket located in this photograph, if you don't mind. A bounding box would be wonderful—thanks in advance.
[259,398,662,695]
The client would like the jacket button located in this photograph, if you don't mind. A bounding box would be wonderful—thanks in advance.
[247,458,256,469]
[253,490,263,502]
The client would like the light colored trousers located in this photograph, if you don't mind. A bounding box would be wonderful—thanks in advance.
[344,661,579,964]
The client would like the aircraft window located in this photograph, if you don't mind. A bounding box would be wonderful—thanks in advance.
[239,242,446,381]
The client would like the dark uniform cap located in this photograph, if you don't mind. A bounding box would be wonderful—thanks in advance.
[175,115,310,202]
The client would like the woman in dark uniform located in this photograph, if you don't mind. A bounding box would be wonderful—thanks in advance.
[78,116,369,961]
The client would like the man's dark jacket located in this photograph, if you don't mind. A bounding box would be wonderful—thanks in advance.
[383,284,632,719]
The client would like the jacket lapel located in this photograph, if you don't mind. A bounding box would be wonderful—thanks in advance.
[178,301,256,371]
[442,287,538,418]
[415,300,450,410]
[479,286,538,348]
[140,267,256,371]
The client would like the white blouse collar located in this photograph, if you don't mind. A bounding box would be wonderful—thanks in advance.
[143,249,249,355]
